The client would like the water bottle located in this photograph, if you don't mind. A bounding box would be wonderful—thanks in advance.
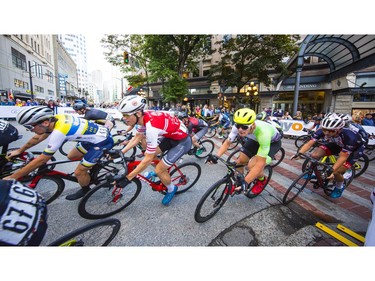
[144,171,157,182]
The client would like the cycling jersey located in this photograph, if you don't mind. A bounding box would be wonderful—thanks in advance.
[312,128,364,154]
[43,114,111,156]
[0,119,18,148]
[187,117,208,134]
[228,120,282,158]
[83,108,115,125]
[136,111,189,154]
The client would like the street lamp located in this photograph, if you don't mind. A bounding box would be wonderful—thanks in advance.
[246,81,258,110]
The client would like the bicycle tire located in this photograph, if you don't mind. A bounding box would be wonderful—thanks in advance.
[32,176,65,205]
[195,139,214,159]
[282,171,310,205]
[222,136,239,151]
[245,165,273,199]
[48,218,121,246]
[364,146,375,161]
[58,140,73,157]
[205,127,217,138]
[168,162,202,194]
[226,148,241,164]
[90,159,128,185]
[295,135,311,149]
[78,178,142,220]
[194,177,231,223]
[270,147,285,168]
[354,154,369,178]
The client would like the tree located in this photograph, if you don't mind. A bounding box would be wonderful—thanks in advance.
[209,35,300,93]
[101,34,211,103]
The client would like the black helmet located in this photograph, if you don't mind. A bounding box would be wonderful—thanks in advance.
[178,112,188,120]
[73,103,86,111]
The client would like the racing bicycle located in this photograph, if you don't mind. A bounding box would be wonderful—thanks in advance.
[283,153,355,205]
[187,138,215,158]
[194,156,272,223]
[78,149,202,219]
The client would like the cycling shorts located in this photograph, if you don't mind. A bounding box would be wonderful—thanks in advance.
[75,137,115,168]
[158,136,192,167]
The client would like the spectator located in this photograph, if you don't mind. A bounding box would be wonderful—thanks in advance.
[293,111,303,120]
[282,111,293,120]
[15,99,23,106]
[0,98,15,106]
[362,113,375,126]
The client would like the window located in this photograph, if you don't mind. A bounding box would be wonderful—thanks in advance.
[14,79,28,89]
[11,48,27,70]
[35,85,44,93]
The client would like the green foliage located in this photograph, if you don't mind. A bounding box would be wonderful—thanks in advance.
[209,35,300,93]
[160,75,189,103]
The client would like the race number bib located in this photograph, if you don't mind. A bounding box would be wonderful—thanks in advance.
[0,185,41,245]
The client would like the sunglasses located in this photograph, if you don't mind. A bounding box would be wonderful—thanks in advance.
[122,113,133,118]
[235,123,250,130]
[322,128,337,133]
[24,122,44,130]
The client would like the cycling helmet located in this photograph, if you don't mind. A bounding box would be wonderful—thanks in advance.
[256,111,267,121]
[17,106,54,126]
[337,113,352,122]
[178,111,188,120]
[118,95,146,114]
[73,102,86,111]
[233,108,256,125]
[324,112,335,118]
[321,114,345,130]
[0,180,47,246]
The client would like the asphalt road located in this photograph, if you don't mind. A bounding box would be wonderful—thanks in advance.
[5,120,374,247]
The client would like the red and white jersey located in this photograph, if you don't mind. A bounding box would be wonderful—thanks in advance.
[139,111,189,154]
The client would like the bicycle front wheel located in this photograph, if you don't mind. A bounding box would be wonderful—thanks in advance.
[48,218,121,246]
[169,162,201,194]
[194,177,231,223]
[58,140,76,157]
[32,176,65,205]
[282,171,310,205]
[295,135,311,149]
[195,139,214,159]
[270,147,285,168]
[78,178,142,219]
[354,154,369,178]
[205,127,216,138]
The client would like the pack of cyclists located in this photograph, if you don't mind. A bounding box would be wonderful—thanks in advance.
[1,99,374,245]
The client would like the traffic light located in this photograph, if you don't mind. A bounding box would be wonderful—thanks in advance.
[124,51,129,64]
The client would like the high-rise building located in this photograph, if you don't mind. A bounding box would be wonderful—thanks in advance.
[58,34,88,97]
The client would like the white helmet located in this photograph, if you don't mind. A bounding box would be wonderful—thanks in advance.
[17,106,54,126]
[118,95,146,114]
[321,113,345,130]
[337,113,352,122]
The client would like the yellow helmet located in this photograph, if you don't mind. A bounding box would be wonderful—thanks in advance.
[233,108,256,125]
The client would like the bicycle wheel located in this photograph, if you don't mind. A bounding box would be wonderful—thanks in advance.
[169,162,201,194]
[364,146,375,161]
[78,178,142,219]
[226,148,241,163]
[282,171,310,205]
[295,135,311,149]
[58,140,76,157]
[354,154,369,178]
[32,176,65,205]
[205,127,216,138]
[90,160,128,185]
[195,139,214,159]
[245,165,273,199]
[194,177,231,223]
[48,218,121,246]
[270,147,285,168]
[222,136,239,151]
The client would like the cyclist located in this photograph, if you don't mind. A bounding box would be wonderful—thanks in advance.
[178,111,208,155]
[119,95,191,206]
[0,119,19,153]
[293,113,365,198]
[207,108,282,195]
[210,108,231,139]
[73,102,115,130]
[0,179,47,246]
[337,113,369,147]
[4,106,114,200]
